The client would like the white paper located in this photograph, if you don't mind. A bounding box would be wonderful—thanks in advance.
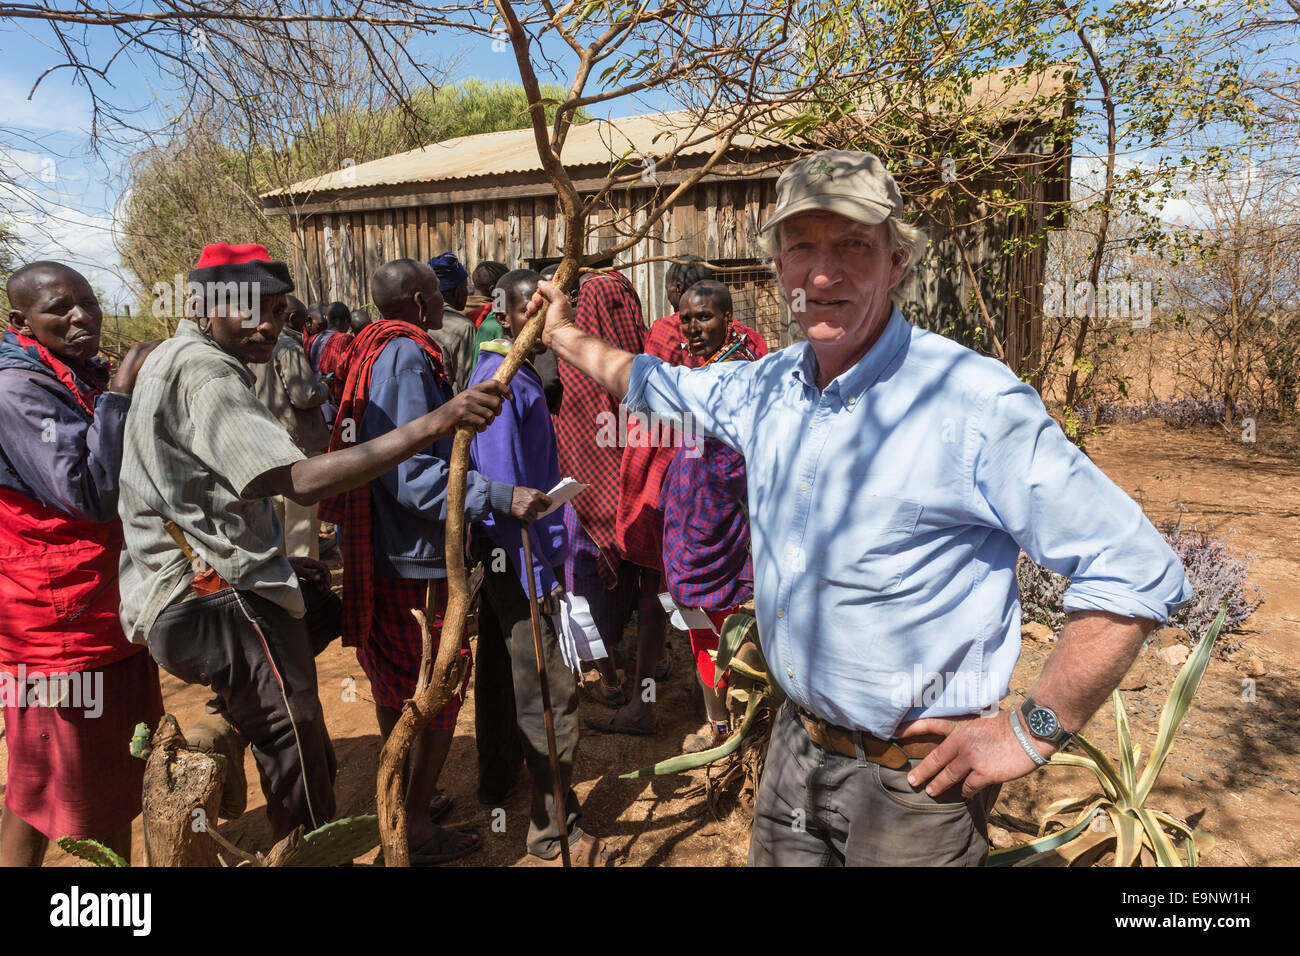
[554,592,607,673]
[658,591,718,634]
[540,477,588,517]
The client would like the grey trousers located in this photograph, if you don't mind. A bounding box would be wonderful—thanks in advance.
[146,584,340,839]
[747,700,999,866]
[475,559,583,859]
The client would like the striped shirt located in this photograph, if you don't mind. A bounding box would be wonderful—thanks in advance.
[117,320,307,643]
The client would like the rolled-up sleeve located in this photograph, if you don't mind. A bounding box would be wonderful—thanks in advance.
[623,353,755,453]
[971,381,1194,622]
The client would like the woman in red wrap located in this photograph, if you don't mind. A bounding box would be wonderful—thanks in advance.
[0,262,163,866]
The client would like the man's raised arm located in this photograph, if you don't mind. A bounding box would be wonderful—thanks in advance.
[531,279,636,399]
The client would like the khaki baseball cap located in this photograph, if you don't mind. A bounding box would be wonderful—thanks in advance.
[761,150,904,237]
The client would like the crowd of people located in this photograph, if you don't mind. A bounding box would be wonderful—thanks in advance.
[0,148,1194,869]
[0,229,764,867]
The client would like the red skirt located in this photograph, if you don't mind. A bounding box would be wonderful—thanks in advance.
[2,649,164,841]
[356,577,470,726]
[688,607,740,690]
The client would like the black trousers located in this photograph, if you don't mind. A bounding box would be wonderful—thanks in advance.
[474,559,582,858]
[146,581,341,838]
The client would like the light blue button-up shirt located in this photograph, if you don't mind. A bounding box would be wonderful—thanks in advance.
[624,307,1194,737]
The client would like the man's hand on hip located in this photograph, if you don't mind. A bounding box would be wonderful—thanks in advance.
[900,711,1052,799]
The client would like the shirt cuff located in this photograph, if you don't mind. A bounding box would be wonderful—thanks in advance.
[487,480,516,516]
[623,353,659,413]
[1062,576,1196,624]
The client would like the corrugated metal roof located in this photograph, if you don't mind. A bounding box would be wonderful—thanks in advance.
[266,67,1070,199]
[265,109,772,197]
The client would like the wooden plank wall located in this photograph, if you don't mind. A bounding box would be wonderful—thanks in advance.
[291,178,789,344]
[290,142,1052,370]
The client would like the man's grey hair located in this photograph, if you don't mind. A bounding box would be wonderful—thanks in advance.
[762,214,929,296]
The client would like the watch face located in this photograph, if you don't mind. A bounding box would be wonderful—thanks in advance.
[1027,707,1059,738]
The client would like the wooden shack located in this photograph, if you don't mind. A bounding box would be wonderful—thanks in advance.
[263,71,1072,375]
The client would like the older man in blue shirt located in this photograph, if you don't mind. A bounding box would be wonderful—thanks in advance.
[530,150,1193,866]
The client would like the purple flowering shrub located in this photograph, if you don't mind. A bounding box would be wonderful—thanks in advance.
[1075,396,1256,428]
[1018,510,1263,653]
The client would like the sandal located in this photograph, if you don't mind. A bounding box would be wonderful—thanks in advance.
[682,720,730,754]
[429,789,454,823]
[585,709,658,736]
[582,678,629,709]
[409,826,481,866]
[654,648,674,682]
[530,831,618,867]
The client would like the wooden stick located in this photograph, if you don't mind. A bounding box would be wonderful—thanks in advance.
[520,525,572,867]
[376,258,578,866]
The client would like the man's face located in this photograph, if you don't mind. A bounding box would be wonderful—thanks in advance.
[286,301,308,333]
[666,277,685,312]
[204,293,286,364]
[679,292,729,357]
[772,212,906,352]
[418,268,445,332]
[503,282,544,353]
[8,267,104,366]
[305,310,325,336]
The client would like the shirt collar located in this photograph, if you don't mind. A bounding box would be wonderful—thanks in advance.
[175,318,255,383]
[790,307,909,408]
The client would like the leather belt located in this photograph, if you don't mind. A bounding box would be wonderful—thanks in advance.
[795,706,945,769]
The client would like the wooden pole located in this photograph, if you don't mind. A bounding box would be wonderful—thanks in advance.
[520,525,572,867]
[376,258,579,866]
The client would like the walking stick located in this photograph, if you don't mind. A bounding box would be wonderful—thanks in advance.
[520,525,572,868]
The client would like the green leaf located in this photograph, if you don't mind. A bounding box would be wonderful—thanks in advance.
[56,837,129,868]
[1111,809,1143,867]
[713,612,757,678]
[620,691,765,778]
[1113,689,1136,792]
[283,815,381,867]
[1134,806,1183,867]
[1134,604,1226,804]
[989,805,1103,867]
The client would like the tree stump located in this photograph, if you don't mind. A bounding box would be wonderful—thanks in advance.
[141,715,227,867]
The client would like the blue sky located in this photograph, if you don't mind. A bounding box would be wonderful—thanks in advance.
[1,8,1284,310]
[0,16,652,308]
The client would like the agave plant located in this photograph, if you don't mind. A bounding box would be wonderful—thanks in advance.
[990,604,1226,867]
[621,612,782,815]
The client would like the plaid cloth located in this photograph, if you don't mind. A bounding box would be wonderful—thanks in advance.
[3,330,107,415]
[659,325,764,611]
[357,576,469,722]
[314,329,355,405]
[552,272,645,587]
[662,435,754,610]
[318,320,449,647]
[616,315,767,572]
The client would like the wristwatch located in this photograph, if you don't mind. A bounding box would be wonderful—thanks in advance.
[1020,697,1075,750]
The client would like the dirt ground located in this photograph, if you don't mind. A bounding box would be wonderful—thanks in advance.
[6,415,1298,867]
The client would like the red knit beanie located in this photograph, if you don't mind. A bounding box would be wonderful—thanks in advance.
[188,242,294,296]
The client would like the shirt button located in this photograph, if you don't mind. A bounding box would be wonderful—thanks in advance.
[799,481,809,492]
[847,396,856,406]
[776,608,785,619]
[786,668,794,678]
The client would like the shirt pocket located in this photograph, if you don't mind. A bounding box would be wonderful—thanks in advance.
[818,493,923,594]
